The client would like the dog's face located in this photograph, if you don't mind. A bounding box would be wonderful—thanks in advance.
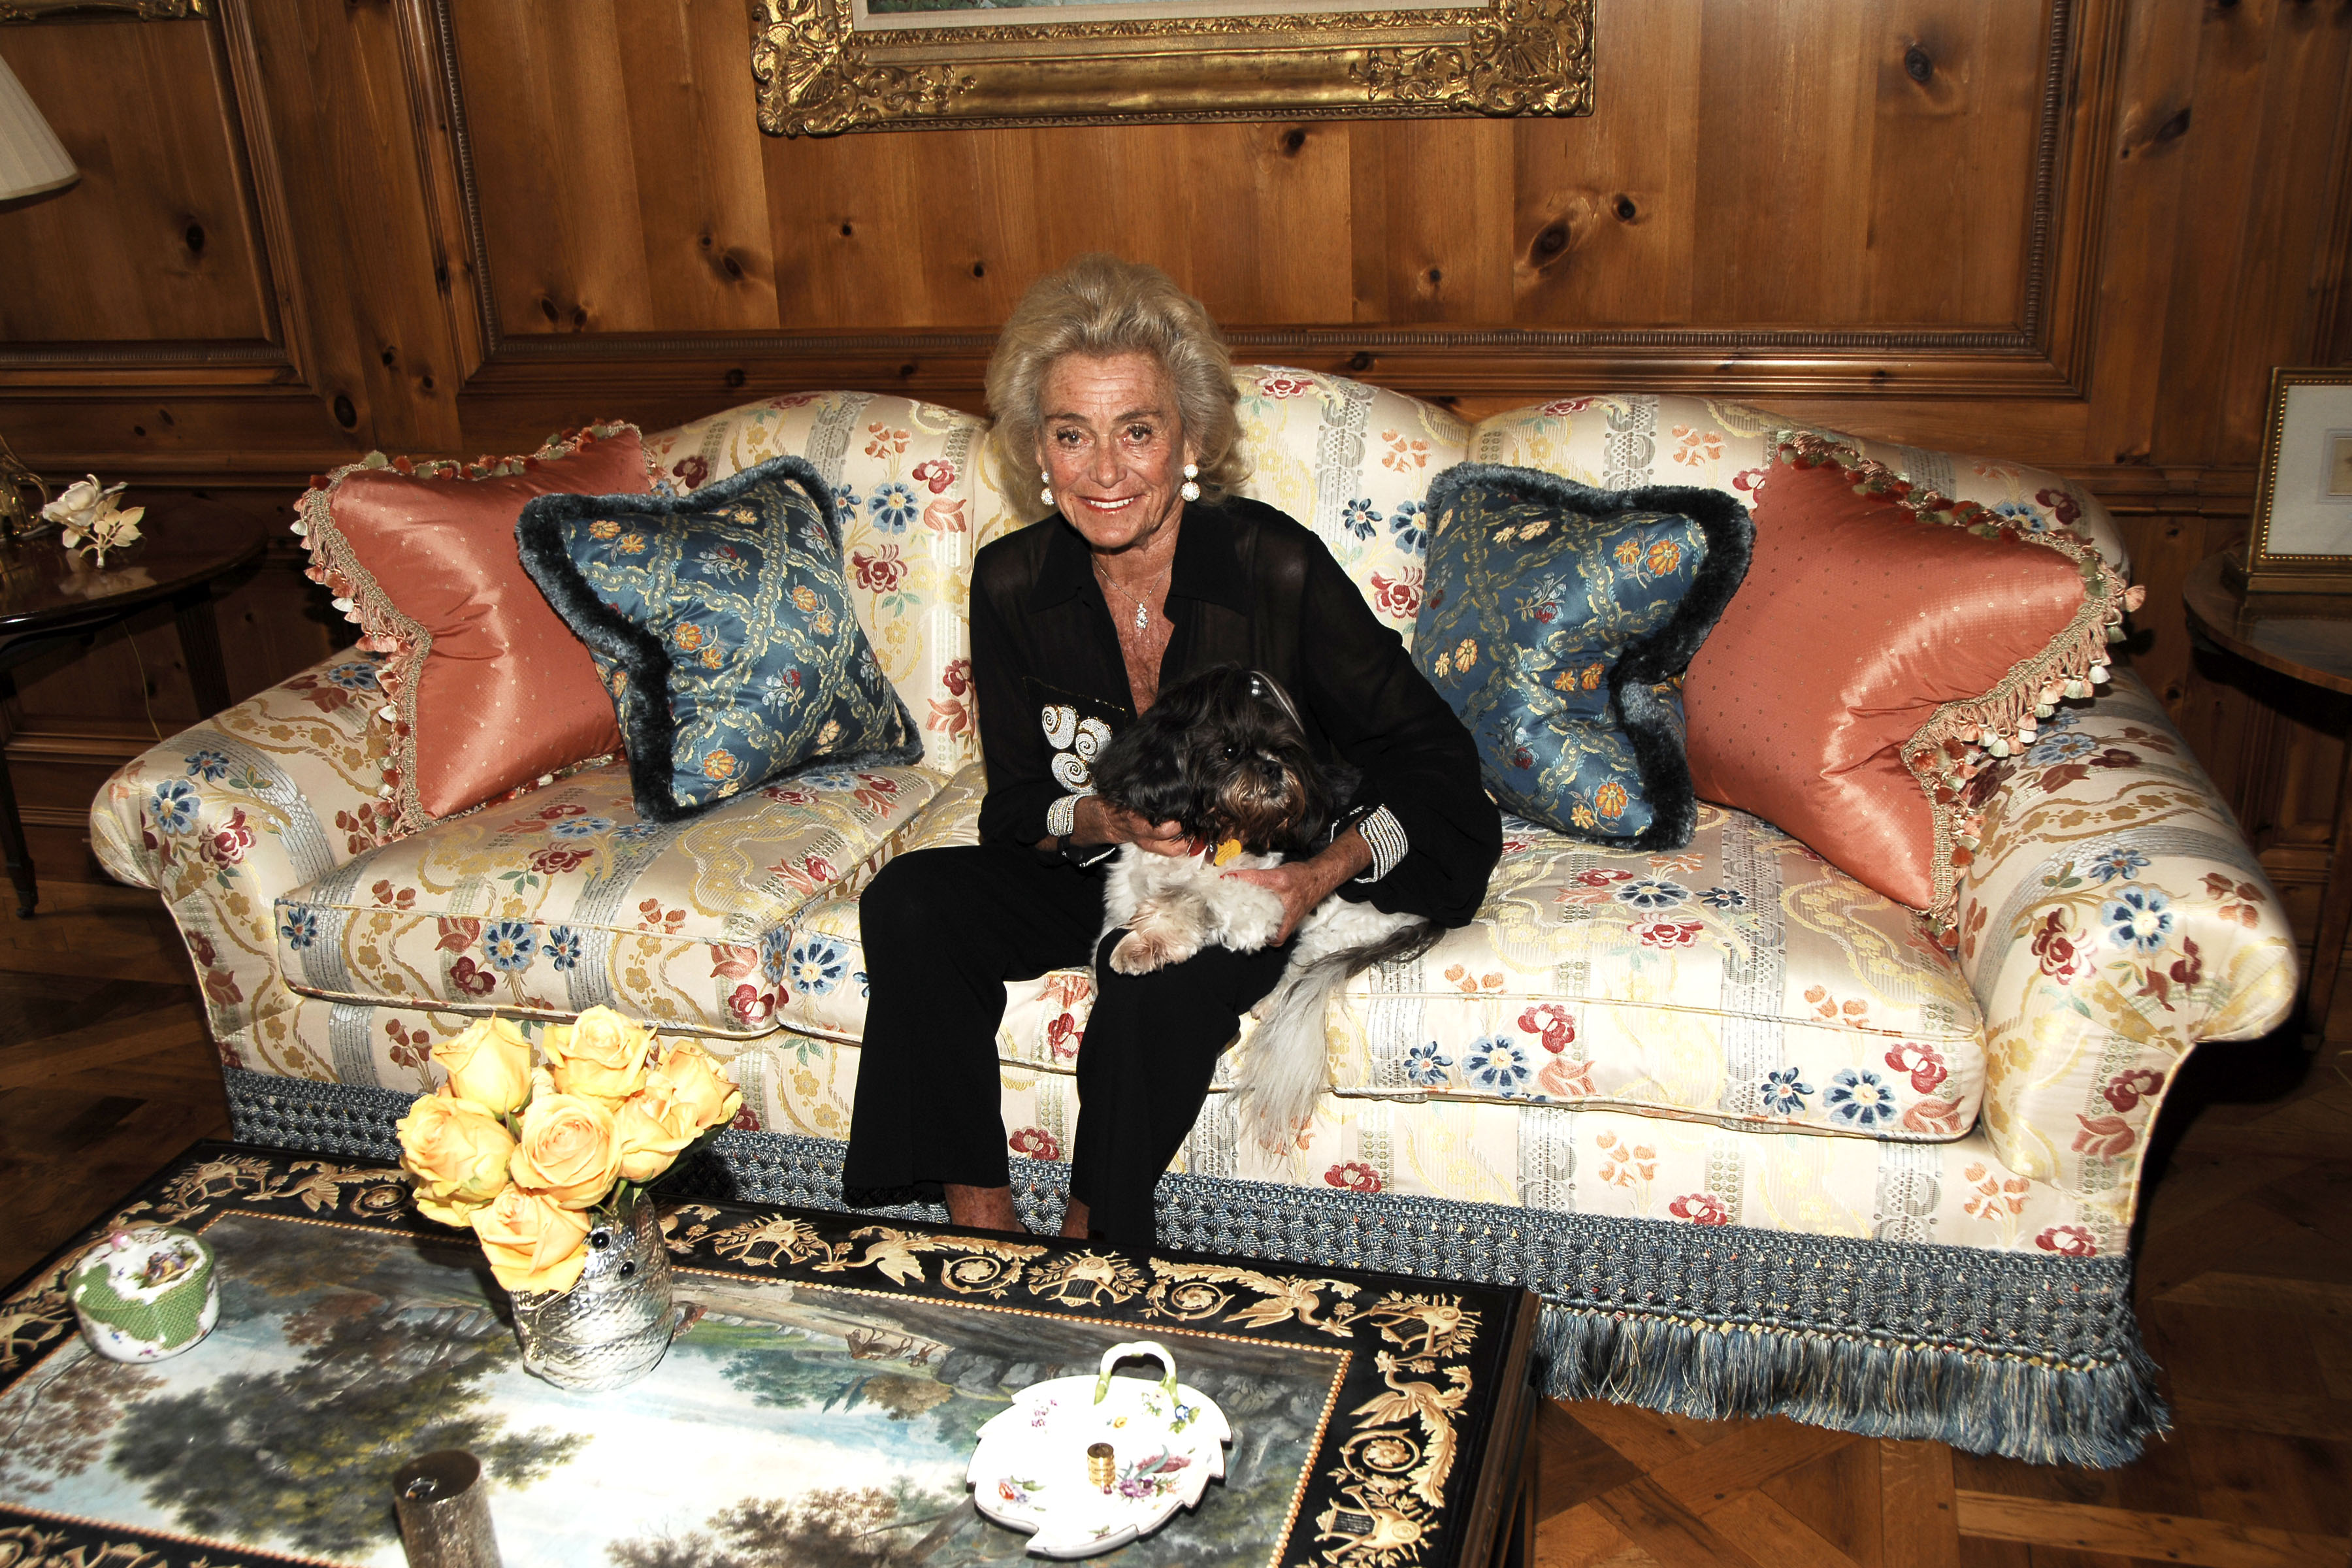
[1091,666,1330,853]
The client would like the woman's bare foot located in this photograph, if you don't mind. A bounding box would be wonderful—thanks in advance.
[943,1183,1028,1234]
[1059,1199,1091,1240]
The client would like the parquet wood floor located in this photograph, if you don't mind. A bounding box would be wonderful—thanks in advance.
[3,883,2347,1566]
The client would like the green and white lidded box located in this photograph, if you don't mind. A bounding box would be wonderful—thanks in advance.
[70,1226,218,1362]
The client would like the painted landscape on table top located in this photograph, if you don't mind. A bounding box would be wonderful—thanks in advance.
[0,1213,1342,1567]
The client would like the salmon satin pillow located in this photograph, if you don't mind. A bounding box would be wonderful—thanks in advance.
[294,425,650,834]
[1682,433,2136,934]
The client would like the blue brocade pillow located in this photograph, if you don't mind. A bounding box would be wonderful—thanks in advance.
[517,455,923,823]
[1415,465,1753,850]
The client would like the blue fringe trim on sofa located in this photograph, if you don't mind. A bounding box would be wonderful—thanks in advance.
[223,1068,2165,1468]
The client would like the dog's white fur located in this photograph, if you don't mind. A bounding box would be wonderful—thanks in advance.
[1102,845,1425,1148]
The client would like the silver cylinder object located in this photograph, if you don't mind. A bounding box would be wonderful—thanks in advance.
[509,1192,676,1391]
[393,1449,503,1568]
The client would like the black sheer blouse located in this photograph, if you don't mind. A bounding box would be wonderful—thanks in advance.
[969,495,1501,928]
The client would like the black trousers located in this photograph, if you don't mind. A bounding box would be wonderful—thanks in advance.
[842,841,1290,1250]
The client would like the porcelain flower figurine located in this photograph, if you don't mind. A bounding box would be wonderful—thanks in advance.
[42,474,144,566]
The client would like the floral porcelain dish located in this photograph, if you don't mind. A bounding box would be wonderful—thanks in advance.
[967,1339,1232,1558]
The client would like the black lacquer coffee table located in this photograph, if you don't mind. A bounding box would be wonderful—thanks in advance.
[0,1141,1541,1568]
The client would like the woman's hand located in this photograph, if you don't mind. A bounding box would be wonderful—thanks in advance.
[1222,828,1375,943]
[1068,794,1192,857]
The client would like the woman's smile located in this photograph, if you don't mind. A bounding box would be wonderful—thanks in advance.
[1034,350,1196,555]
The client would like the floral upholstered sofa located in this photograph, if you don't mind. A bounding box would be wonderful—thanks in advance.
[91,371,2296,1466]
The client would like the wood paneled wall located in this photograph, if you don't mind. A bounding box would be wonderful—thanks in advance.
[2,0,2349,928]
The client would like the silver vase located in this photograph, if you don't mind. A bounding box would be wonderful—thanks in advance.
[508,1193,675,1391]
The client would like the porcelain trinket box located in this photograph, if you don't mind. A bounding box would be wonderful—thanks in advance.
[69,1226,219,1362]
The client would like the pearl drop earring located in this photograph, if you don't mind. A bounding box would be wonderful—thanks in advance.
[1040,483,1054,508]
[1180,462,1200,503]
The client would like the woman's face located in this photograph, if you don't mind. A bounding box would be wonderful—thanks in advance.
[1034,350,1198,555]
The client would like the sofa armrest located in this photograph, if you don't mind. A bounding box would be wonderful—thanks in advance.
[1954,670,2298,1217]
[89,651,404,1052]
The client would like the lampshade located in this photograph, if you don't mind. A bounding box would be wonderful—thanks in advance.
[0,53,77,204]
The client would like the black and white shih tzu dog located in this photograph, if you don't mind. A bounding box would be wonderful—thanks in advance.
[1085,665,1435,1148]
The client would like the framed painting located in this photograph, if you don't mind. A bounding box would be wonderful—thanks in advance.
[753,0,1594,136]
[0,1,203,18]
[2244,368,2352,595]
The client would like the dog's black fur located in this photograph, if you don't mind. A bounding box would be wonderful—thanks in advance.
[1090,665,1341,856]
[1087,663,1438,1146]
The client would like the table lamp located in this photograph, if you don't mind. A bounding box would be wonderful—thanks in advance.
[0,51,80,539]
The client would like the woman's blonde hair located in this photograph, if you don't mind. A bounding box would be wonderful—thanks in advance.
[986,254,1245,517]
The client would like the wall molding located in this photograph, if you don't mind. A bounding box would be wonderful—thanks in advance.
[1,0,2147,461]
[0,3,307,390]
[0,342,291,369]
[425,0,2115,407]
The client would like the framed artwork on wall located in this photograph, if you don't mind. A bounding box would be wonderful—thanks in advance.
[2244,368,2352,595]
[753,0,1593,137]
[0,1,202,17]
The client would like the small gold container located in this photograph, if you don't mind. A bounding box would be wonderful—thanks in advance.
[1086,1441,1116,1492]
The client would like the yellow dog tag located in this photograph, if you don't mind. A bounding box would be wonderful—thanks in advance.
[1211,838,1246,867]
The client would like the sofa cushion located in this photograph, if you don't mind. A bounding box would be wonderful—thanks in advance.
[1305,805,1985,1139]
[518,454,924,822]
[291,425,649,834]
[1464,393,2132,577]
[774,786,1985,1141]
[1415,465,1753,850]
[274,759,942,1036]
[1224,368,1470,648]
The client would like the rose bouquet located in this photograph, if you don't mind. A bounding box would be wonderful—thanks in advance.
[396,1007,742,1295]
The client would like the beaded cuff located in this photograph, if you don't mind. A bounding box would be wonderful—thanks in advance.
[1351,805,1409,883]
[1045,791,1090,840]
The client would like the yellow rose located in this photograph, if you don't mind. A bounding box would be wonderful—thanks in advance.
[509,1092,623,1209]
[541,1005,653,1105]
[431,1015,532,1115]
[651,1037,743,1132]
[470,1186,592,1295]
[397,1091,515,1227]
[613,1078,702,1184]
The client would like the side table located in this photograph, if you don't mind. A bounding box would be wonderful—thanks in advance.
[0,497,265,917]
[2182,551,2352,1042]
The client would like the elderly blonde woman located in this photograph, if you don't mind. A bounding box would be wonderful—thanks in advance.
[844,255,1498,1249]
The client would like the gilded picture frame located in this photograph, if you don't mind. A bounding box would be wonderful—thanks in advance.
[0,0,204,18]
[2242,367,2352,595]
[753,0,1594,137]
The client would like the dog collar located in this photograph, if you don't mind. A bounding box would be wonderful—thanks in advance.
[1210,838,1246,867]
